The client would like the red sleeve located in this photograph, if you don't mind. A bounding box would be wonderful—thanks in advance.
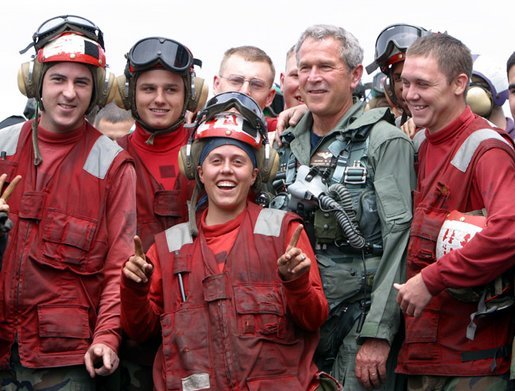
[282,221,328,331]
[92,162,137,351]
[120,244,164,342]
[422,148,515,294]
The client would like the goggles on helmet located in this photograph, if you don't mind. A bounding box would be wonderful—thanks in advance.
[37,33,106,68]
[195,92,267,141]
[127,37,201,74]
[20,15,104,55]
[366,24,428,74]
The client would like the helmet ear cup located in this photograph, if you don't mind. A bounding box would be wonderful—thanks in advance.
[114,74,131,110]
[18,60,43,98]
[187,76,209,113]
[256,146,279,184]
[467,85,493,117]
[178,141,203,180]
[96,69,117,108]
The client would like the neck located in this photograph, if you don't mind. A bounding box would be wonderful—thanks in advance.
[488,107,507,129]
[205,204,245,226]
[311,101,352,136]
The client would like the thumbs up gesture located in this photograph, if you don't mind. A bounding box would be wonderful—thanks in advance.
[277,224,311,281]
[123,235,153,284]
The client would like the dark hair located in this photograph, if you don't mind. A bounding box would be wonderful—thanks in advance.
[407,33,472,83]
[507,52,515,75]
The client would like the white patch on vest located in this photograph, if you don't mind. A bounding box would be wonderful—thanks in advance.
[436,219,483,260]
[0,122,23,156]
[181,373,210,390]
[83,135,123,179]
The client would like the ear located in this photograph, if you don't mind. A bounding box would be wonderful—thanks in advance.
[350,65,364,90]
[265,87,276,108]
[454,73,469,96]
[279,72,285,91]
[251,167,259,185]
[212,75,221,94]
[197,165,205,184]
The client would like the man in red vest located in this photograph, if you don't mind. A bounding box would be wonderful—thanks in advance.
[394,32,515,390]
[0,15,136,388]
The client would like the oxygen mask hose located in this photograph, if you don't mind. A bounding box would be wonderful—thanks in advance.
[318,183,365,249]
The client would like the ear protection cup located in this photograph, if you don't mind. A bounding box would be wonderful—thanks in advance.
[256,146,279,184]
[96,69,117,108]
[114,74,131,110]
[18,60,43,98]
[188,76,209,113]
[467,85,493,117]
[178,140,204,180]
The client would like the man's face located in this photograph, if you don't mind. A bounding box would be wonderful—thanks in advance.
[508,65,515,119]
[135,69,185,129]
[198,144,258,221]
[280,53,303,109]
[213,54,275,110]
[39,62,93,133]
[297,37,362,124]
[401,54,467,133]
[391,61,409,112]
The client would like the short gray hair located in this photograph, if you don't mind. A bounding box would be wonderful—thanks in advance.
[295,24,363,70]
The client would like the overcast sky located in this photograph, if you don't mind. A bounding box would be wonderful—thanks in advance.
[1,0,512,120]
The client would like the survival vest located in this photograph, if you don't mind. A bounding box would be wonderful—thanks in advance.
[0,120,133,368]
[399,123,515,376]
[152,203,320,390]
[118,133,192,252]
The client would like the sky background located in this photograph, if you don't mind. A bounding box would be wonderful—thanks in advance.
[1,0,512,120]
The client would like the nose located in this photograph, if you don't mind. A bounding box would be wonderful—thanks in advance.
[239,80,251,95]
[220,159,233,174]
[62,81,78,99]
[154,87,166,103]
[307,66,322,82]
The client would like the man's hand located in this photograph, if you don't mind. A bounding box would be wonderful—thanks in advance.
[355,338,390,390]
[394,273,432,317]
[277,224,311,281]
[84,343,119,377]
[274,104,308,146]
[0,173,22,212]
[400,117,417,139]
[123,235,153,284]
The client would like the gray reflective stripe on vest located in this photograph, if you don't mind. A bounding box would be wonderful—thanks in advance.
[83,135,124,179]
[254,208,287,237]
[412,128,426,153]
[451,129,512,173]
[165,222,194,252]
[0,122,24,156]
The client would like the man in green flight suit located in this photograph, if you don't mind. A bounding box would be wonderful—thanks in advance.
[270,24,416,391]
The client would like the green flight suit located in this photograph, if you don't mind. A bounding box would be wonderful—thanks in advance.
[273,100,416,391]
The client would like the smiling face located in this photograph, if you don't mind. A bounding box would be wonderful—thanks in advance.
[135,69,185,129]
[508,64,515,119]
[39,62,93,133]
[401,54,468,133]
[280,52,303,109]
[297,37,362,134]
[198,144,258,225]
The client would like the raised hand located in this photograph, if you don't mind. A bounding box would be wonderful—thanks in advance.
[123,235,153,283]
[277,224,311,281]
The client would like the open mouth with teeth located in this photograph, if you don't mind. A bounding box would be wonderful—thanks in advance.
[217,180,236,190]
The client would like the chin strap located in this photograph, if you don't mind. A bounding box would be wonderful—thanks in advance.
[31,103,43,166]
[187,185,200,237]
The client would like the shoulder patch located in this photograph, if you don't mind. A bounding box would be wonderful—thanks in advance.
[83,135,124,179]
[255,208,287,237]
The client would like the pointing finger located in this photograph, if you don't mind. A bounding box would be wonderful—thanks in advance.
[288,224,303,249]
[133,235,145,258]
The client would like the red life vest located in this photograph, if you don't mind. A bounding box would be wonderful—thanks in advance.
[118,132,193,251]
[152,203,320,390]
[0,120,133,368]
[397,121,515,376]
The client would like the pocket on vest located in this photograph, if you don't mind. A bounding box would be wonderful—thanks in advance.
[38,304,90,353]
